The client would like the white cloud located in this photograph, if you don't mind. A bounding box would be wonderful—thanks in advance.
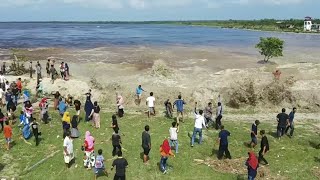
[0,0,307,9]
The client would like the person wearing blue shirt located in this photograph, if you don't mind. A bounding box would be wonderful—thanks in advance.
[250,120,260,148]
[285,107,296,137]
[217,125,231,160]
[135,85,145,105]
[173,95,186,124]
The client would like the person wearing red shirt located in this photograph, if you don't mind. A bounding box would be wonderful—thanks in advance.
[3,120,12,150]
[83,131,95,169]
[16,78,22,94]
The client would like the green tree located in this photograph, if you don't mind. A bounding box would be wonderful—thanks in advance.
[255,37,284,62]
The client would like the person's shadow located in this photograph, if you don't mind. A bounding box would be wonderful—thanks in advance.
[314,157,320,163]
[0,163,5,172]
[309,141,320,149]
[267,131,278,138]
[211,149,219,157]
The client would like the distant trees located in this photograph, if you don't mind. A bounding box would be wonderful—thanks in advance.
[255,37,284,62]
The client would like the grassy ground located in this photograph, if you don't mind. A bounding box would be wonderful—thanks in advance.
[1,107,320,180]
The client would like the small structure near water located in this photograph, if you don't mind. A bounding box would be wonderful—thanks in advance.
[304,16,320,32]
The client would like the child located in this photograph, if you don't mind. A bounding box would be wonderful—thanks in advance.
[30,119,41,146]
[94,149,108,180]
[246,151,259,180]
[112,129,122,157]
[3,120,12,150]
[169,122,179,153]
[159,139,175,174]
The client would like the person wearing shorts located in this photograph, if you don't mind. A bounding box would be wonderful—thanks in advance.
[146,92,155,118]
[136,85,145,105]
[94,149,108,180]
[3,120,12,150]
[141,125,151,164]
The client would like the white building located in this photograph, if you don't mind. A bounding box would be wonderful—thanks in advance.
[304,16,312,31]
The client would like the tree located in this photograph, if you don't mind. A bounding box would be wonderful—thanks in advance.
[255,37,284,62]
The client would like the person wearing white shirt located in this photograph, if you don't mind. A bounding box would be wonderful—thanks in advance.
[215,102,223,130]
[0,72,6,91]
[146,92,155,118]
[63,131,74,168]
[169,122,179,153]
[191,102,207,147]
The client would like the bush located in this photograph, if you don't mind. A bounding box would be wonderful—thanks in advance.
[228,79,257,108]
[151,60,172,77]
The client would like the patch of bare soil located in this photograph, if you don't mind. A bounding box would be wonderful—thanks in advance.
[312,167,320,178]
[194,158,287,180]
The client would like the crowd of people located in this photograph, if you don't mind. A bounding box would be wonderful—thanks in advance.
[1,62,300,180]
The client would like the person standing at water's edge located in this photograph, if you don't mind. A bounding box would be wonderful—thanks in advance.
[146,92,155,118]
[142,125,151,164]
[136,85,146,105]
[285,107,297,138]
[258,130,269,165]
[217,125,231,160]
[173,95,186,124]
[191,102,207,147]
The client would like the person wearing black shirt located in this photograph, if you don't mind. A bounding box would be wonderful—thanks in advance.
[0,109,5,131]
[30,119,41,146]
[258,130,269,165]
[141,125,151,164]
[111,151,128,180]
[111,114,119,132]
[276,108,289,139]
[217,125,231,160]
[250,120,260,148]
[12,85,19,106]
[112,129,122,157]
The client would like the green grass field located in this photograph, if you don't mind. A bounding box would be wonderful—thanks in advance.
[1,108,320,180]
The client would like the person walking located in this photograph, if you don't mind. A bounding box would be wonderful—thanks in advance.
[146,92,155,118]
[173,95,186,124]
[215,102,223,130]
[36,61,42,84]
[169,122,179,153]
[142,125,151,164]
[164,99,173,118]
[159,139,175,174]
[111,151,128,180]
[3,120,12,150]
[89,101,101,129]
[246,151,259,180]
[46,59,50,78]
[285,107,297,138]
[112,129,122,157]
[136,85,146,105]
[83,131,95,170]
[258,130,269,165]
[30,119,41,146]
[191,102,207,147]
[249,120,260,148]
[217,125,231,159]
[276,108,289,139]
[116,93,124,118]
[29,61,33,78]
[60,62,65,80]
[94,149,108,180]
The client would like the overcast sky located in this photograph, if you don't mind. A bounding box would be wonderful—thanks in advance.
[0,0,318,21]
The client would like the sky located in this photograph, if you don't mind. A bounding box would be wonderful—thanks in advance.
[0,0,319,21]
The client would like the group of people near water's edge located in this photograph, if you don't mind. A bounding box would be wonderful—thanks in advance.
[2,73,302,180]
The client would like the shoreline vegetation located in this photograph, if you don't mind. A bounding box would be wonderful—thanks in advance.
[1,19,320,34]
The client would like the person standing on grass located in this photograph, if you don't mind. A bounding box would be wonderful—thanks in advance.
[249,120,260,148]
[191,102,207,147]
[84,96,93,122]
[246,151,259,180]
[136,85,146,105]
[217,125,231,159]
[63,131,74,169]
[3,120,12,151]
[116,93,124,118]
[112,129,122,157]
[159,139,175,174]
[142,125,151,164]
[164,99,173,118]
[0,72,5,92]
[58,99,68,117]
[111,114,120,132]
[173,95,186,124]
[285,107,297,138]
[16,78,22,95]
[258,130,269,165]
[215,102,223,130]
[146,92,155,118]
[169,122,179,153]
[89,101,101,129]
[111,151,128,180]
[74,99,81,118]
[204,102,213,128]
[83,131,95,170]
[0,109,5,132]
[30,119,41,146]
[52,91,61,110]
[94,149,108,180]
[276,108,289,139]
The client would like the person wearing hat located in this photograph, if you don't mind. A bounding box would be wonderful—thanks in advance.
[250,120,260,148]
